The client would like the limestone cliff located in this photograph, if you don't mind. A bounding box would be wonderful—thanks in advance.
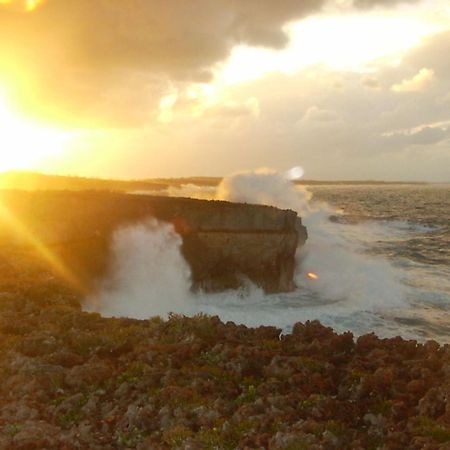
[0,191,307,293]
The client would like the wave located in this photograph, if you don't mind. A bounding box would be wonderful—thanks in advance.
[84,169,415,339]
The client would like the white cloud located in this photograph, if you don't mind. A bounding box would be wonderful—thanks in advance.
[301,106,341,123]
[391,68,435,92]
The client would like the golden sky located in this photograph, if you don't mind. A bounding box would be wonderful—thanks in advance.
[0,0,449,180]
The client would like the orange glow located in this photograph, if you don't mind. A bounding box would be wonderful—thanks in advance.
[0,0,45,12]
[307,272,319,280]
[25,0,44,11]
[0,93,72,171]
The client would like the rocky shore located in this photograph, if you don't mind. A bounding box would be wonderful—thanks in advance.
[0,191,307,294]
[1,191,450,449]
[1,261,450,449]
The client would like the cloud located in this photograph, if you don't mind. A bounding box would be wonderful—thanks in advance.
[0,0,431,127]
[0,0,331,125]
[204,98,260,120]
[301,106,341,123]
[352,0,420,8]
[383,123,450,146]
[157,91,260,124]
[391,68,435,93]
[402,30,450,79]
[361,76,381,89]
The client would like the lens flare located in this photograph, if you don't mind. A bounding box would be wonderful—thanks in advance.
[25,0,42,11]
[0,0,45,11]
[285,166,305,181]
[307,272,319,280]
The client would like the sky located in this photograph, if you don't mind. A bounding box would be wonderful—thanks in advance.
[0,0,449,181]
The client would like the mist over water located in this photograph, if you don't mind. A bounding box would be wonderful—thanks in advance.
[85,170,450,342]
[85,220,193,318]
[217,170,406,311]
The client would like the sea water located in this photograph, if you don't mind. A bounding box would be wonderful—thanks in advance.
[86,179,450,344]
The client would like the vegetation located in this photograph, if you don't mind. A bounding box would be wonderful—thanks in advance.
[0,253,449,448]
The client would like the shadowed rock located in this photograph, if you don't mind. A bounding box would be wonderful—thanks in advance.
[0,191,307,294]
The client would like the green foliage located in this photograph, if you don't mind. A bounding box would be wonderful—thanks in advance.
[115,427,146,447]
[235,384,257,406]
[163,425,194,446]
[56,394,89,429]
[372,399,394,416]
[117,361,147,385]
[283,439,311,450]
[325,420,348,437]
[415,416,450,443]
[202,420,256,450]
[166,313,218,341]
[199,350,223,365]
[293,356,327,372]
[297,394,326,412]
[3,424,20,438]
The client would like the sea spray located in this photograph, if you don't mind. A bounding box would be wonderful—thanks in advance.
[85,219,194,319]
[217,169,406,310]
[86,168,408,337]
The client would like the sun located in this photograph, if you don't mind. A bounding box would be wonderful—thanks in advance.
[0,94,70,172]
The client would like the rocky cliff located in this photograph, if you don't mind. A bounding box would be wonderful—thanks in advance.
[0,191,307,294]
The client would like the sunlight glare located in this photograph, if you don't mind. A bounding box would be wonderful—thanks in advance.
[0,0,45,12]
[0,94,71,171]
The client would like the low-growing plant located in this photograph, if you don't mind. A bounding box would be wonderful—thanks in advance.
[115,427,146,447]
[163,425,194,447]
[414,416,450,443]
[3,424,20,438]
[235,384,257,406]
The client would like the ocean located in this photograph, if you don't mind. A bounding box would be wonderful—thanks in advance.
[305,184,450,342]
[87,177,450,344]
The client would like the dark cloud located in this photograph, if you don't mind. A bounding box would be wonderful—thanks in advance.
[0,0,328,125]
[361,76,381,89]
[0,0,427,126]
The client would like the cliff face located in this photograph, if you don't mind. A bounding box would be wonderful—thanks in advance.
[0,191,307,294]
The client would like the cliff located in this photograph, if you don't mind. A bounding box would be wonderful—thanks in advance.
[0,191,307,294]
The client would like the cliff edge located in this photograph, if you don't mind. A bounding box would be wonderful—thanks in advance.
[0,191,307,294]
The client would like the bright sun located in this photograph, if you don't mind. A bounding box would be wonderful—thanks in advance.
[0,94,70,172]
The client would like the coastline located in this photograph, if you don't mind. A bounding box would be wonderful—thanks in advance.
[1,289,449,449]
[0,254,449,449]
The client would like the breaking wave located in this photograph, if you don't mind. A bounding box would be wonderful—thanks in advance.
[85,168,417,339]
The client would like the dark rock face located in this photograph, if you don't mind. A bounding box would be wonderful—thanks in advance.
[0,191,307,294]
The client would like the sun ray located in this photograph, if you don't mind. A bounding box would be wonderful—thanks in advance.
[0,199,85,292]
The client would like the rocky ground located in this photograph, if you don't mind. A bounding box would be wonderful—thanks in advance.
[1,257,450,449]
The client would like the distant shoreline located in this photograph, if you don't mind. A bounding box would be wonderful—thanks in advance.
[0,171,446,192]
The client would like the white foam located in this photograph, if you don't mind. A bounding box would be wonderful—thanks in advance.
[85,169,409,338]
[84,219,193,319]
[217,170,406,310]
